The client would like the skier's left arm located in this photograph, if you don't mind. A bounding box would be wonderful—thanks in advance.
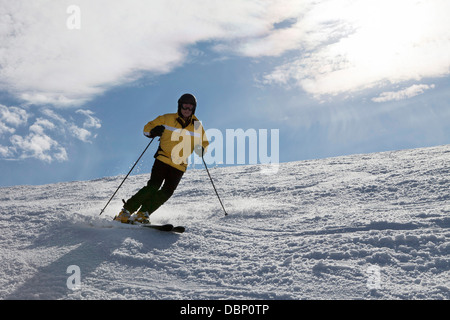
[194,122,209,157]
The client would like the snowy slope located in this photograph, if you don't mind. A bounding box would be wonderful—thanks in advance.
[0,145,449,300]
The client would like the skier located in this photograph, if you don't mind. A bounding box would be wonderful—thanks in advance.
[114,93,209,224]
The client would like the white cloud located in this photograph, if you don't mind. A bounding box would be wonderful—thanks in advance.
[0,122,15,137]
[0,0,302,107]
[0,105,101,162]
[69,109,101,142]
[69,125,92,143]
[6,115,67,162]
[0,105,29,136]
[10,131,68,163]
[76,109,101,129]
[0,0,448,107]
[372,84,436,103]
[41,108,68,124]
[0,144,13,158]
[1,2,161,104]
[261,0,450,98]
[29,118,56,135]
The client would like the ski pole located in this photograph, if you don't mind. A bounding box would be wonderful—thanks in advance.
[100,138,155,215]
[202,155,228,216]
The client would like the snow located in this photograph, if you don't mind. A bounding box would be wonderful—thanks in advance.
[0,144,449,300]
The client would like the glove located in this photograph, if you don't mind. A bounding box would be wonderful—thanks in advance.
[150,125,165,138]
[194,144,205,157]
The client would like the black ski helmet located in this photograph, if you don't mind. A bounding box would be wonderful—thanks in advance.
[177,93,197,115]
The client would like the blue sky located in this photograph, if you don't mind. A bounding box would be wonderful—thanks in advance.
[1,0,449,187]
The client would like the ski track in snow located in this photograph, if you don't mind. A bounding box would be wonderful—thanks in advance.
[0,145,449,299]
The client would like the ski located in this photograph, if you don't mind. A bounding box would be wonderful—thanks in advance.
[142,224,177,232]
[112,215,185,233]
[135,222,185,233]
[172,226,186,233]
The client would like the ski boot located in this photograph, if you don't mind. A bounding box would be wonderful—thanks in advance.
[133,211,150,224]
[113,208,132,224]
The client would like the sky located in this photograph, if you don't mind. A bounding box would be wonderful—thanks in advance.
[1,0,449,187]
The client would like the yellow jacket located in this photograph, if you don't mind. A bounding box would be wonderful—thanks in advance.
[143,113,209,172]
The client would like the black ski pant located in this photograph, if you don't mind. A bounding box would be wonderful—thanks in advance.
[124,159,184,215]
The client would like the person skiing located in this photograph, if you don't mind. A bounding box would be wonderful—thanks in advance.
[114,93,209,224]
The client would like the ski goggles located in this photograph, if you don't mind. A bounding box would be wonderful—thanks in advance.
[180,105,194,111]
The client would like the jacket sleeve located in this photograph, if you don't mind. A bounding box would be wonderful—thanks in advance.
[143,115,165,138]
[201,126,209,152]
[193,120,209,154]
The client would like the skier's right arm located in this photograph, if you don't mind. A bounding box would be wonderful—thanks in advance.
[143,115,165,138]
